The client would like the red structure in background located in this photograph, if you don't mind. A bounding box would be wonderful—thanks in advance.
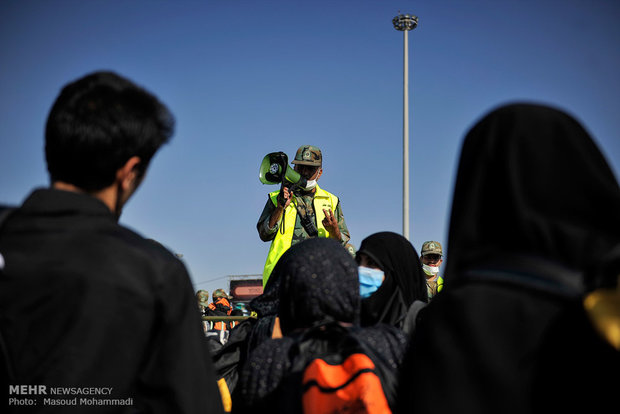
[229,276,263,302]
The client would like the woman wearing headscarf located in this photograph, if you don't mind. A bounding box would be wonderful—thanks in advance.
[356,231,428,331]
[396,103,620,414]
[233,237,407,413]
[211,266,283,401]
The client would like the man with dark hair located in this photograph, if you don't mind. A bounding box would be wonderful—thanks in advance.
[0,71,224,413]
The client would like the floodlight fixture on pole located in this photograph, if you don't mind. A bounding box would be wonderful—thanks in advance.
[393,13,418,241]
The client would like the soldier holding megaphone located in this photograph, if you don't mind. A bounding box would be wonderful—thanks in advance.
[257,145,351,286]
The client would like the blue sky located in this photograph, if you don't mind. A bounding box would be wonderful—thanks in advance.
[1,0,619,295]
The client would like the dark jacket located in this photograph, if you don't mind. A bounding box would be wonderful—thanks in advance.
[397,103,620,414]
[0,188,224,413]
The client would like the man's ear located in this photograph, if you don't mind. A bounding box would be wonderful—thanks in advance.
[116,156,142,191]
[316,167,323,180]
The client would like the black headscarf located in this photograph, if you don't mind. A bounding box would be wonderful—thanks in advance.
[250,269,281,318]
[245,266,282,351]
[445,102,620,290]
[211,258,284,396]
[397,103,620,414]
[234,238,407,412]
[277,237,360,334]
[356,231,427,328]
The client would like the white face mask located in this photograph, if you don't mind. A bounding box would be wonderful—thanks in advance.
[302,179,317,190]
[422,264,440,276]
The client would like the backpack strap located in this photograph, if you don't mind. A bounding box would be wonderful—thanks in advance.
[402,300,427,335]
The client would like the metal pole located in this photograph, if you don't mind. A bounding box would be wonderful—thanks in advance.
[403,29,410,240]
[393,13,417,241]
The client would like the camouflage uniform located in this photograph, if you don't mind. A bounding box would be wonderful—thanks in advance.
[257,190,350,246]
[421,241,444,300]
[257,145,350,248]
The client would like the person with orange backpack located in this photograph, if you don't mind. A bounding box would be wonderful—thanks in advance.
[206,289,234,344]
[233,238,406,413]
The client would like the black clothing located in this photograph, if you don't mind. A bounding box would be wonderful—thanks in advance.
[235,238,407,412]
[533,300,620,413]
[246,267,282,351]
[235,323,406,413]
[0,188,223,413]
[211,265,283,398]
[249,267,281,319]
[357,231,427,329]
[276,238,360,335]
[445,103,620,289]
[397,104,620,414]
[206,297,233,331]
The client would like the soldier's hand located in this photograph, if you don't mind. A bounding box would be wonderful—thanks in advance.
[322,208,340,239]
[277,186,292,209]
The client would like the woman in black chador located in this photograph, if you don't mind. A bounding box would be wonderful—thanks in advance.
[234,238,407,413]
[356,231,427,331]
[396,103,620,414]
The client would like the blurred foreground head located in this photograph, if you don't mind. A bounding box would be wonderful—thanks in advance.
[446,103,620,291]
[45,71,174,192]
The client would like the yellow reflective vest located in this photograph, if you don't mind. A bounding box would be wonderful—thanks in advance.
[262,185,339,286]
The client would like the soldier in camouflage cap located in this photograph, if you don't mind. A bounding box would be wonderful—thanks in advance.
[212,288,232,301]
[257,145,351,285]
[291,145,322,166]
[196,289,209,312]
[421,241,443,257]
[420,241,444,300]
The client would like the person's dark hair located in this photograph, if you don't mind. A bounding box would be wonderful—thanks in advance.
[45,71,174,191]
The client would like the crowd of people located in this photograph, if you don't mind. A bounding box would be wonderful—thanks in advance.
[0,70,618,414]
[209,105,620,412]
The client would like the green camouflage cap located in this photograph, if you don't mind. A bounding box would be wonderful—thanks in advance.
[345,243,356,257]
[291,145,322,166]
[213,288,232,300]
[421,241,443,256]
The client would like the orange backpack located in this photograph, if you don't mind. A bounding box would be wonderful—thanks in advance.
[295,324,394,413]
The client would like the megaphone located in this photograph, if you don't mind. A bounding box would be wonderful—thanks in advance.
[259,152,308,188]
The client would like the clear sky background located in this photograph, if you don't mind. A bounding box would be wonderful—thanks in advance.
[1,0,619,295]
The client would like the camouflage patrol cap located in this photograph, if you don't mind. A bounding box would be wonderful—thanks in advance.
[213,288,232,300]
[291,145,322,167]
[421,241,443,256]
[345,243,356,257]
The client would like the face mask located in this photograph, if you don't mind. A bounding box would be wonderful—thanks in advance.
[359,266,385,298]
[422,264,440,276]
[302,179,317,190]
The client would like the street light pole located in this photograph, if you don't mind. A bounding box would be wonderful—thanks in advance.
[392,13,418,241]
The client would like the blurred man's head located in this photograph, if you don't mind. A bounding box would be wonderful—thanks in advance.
[45,71,174,193]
